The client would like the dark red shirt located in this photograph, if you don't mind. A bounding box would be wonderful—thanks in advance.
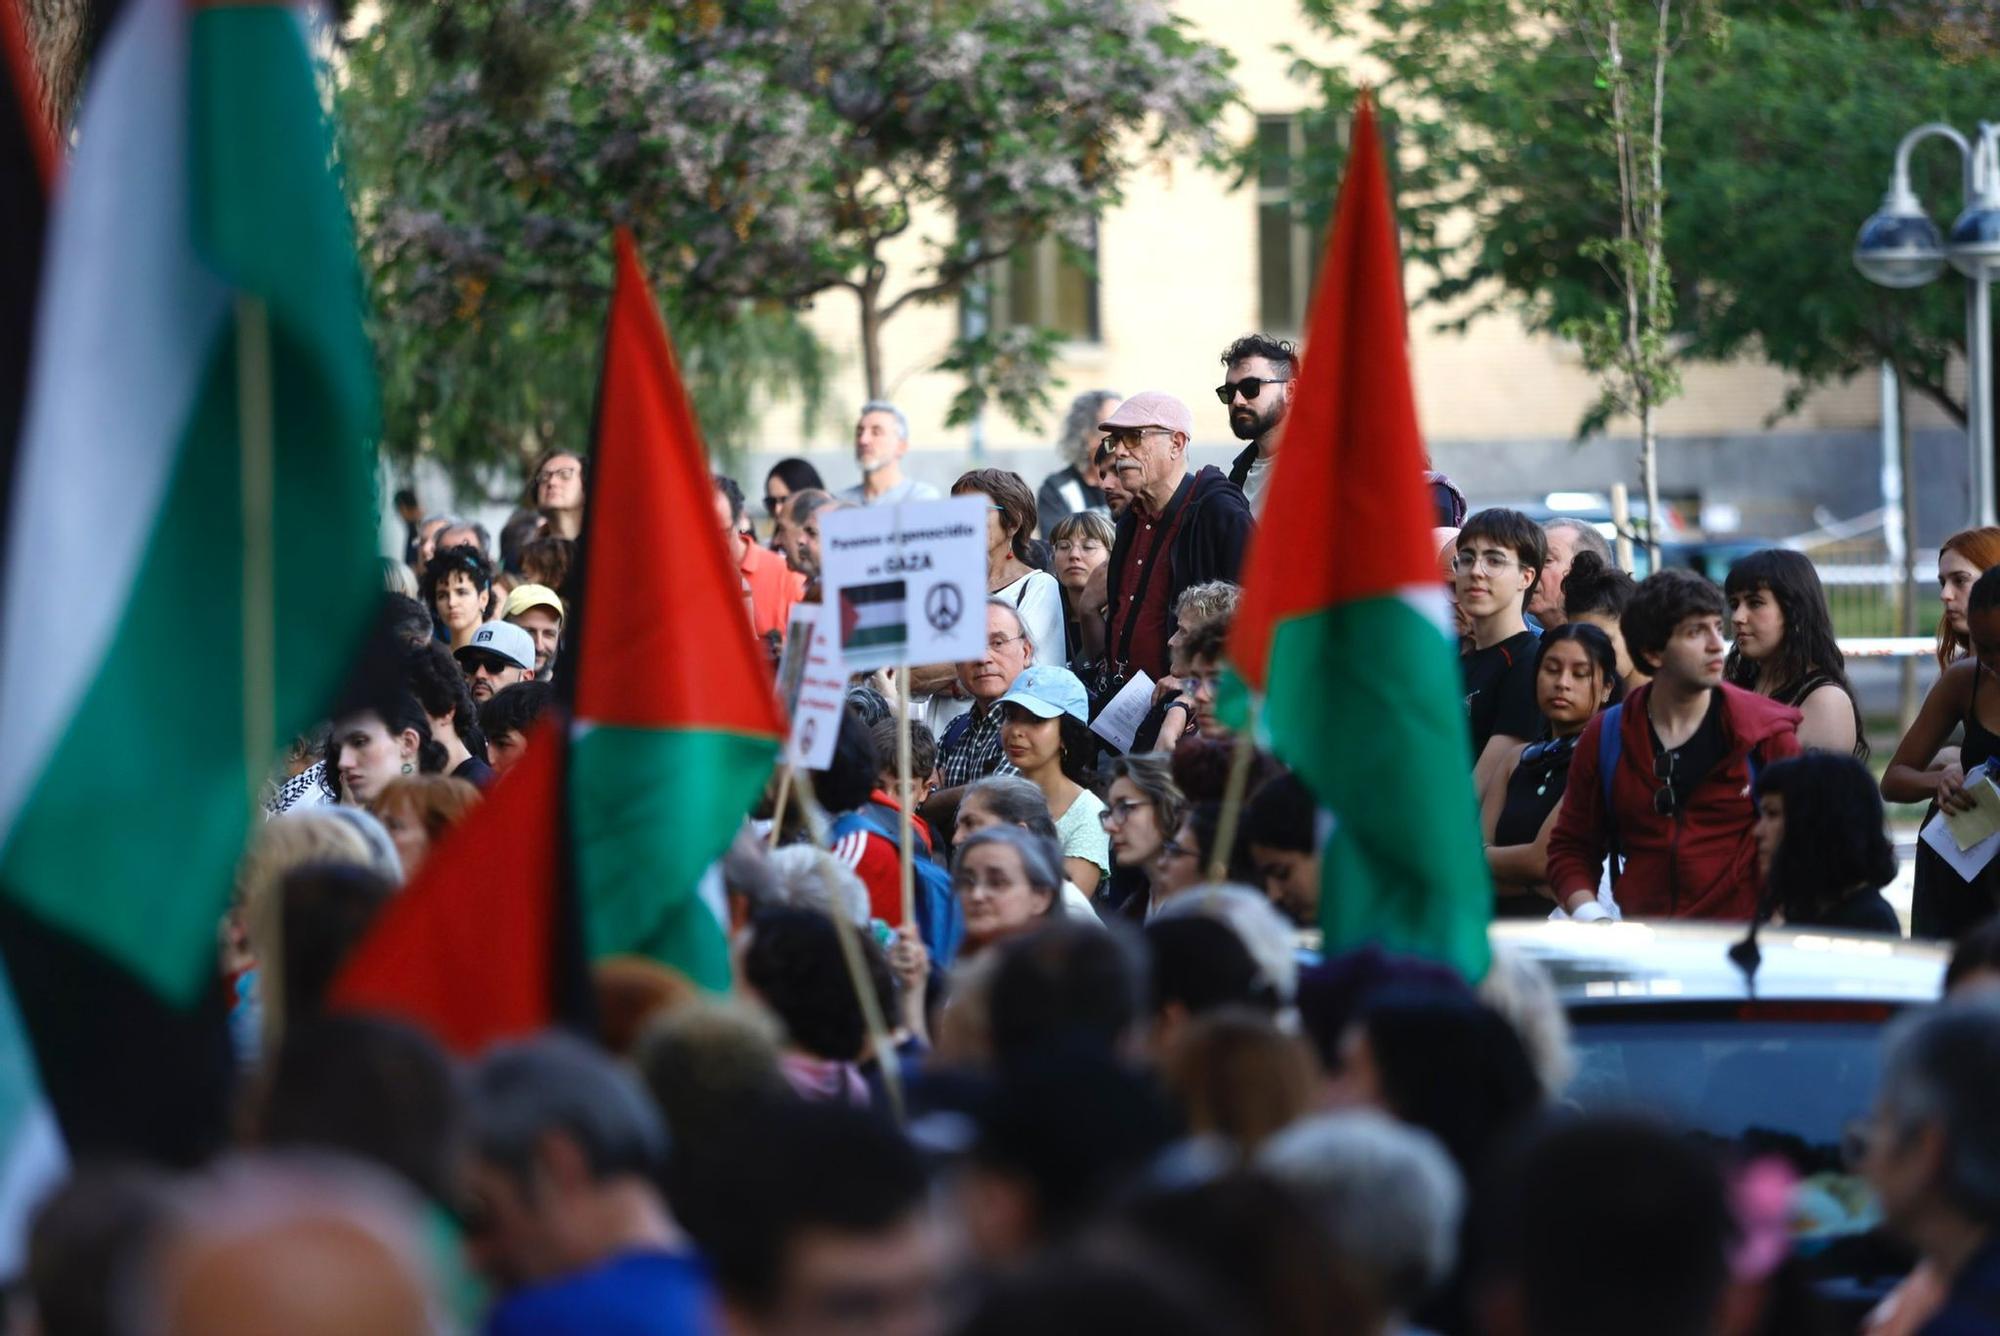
[1108,473,1199,679]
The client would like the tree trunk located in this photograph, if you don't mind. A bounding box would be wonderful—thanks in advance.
[1640,403,1663,571]
[857,282,885,401]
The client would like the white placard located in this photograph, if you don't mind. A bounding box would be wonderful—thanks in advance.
[820,497,987,670]
[1088,670,1157,754]
[1921,808,2000,883]
[780,605,845,770]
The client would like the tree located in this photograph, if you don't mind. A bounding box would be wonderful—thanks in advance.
[338,0,1236,482]
[1293,1,1996,469]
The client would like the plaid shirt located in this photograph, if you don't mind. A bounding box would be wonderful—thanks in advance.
[937,701,1020,789]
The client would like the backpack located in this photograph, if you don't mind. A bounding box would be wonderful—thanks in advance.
[829,810,964,965]
[1596,701,1767,886]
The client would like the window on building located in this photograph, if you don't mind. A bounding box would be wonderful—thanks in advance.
[1256,113,1345,334]
[989,222,1101,344]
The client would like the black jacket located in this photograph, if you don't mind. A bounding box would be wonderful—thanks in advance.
[1104,466,1254,675]
[1227,441,1260,491]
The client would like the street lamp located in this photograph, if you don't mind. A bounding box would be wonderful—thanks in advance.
[1854,121,2000,528]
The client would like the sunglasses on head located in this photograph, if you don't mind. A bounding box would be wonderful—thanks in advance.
[1214,375,1289,405]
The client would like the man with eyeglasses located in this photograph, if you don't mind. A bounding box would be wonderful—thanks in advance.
[921,601,1034,831]
[1100,391,1253,685]
[1218,334,1297,514]
[1547,568,1802,922]
[1455,507,1549,760]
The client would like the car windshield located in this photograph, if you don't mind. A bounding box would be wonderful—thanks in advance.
[1566,1007,1892,1253]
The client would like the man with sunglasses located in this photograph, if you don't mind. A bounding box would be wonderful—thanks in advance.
[1547,569,1802,921]
[1099,391,1253,684]
[1218,334,1298,514]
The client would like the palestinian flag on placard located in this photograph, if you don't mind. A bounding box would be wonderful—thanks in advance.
[567,231,786,991]
[840,579,907,652]
[330,717,573,1056]
[0,0,378,1154]
[1226,93,1491,981]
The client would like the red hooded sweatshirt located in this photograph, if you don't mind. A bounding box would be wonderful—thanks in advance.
[1546,682,1802,921]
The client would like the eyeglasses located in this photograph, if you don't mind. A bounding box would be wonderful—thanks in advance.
[1098,798,1148,828]
[987,633,1027,653]
[1157,838,1195,861]
[1100,428,1171,453]
[1452,549,1520,575]
[1214,376,1290,405]
[536,465,579,486]
[1653,748,1679,817]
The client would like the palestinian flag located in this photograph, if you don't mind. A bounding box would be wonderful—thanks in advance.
[0,0,53,559]
[330,718,572,1056]
[839,579,908,653]
[0,0,379,1011]
[568,231,786,991]
[0,958,62,1279]
[1227,94,1491,981]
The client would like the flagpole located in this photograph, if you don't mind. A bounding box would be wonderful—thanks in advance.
[789,767,908,1126]
[767,764,794,849]
[238,294,279,1055]
[1206,696,1262,884]
[894,667,915,929]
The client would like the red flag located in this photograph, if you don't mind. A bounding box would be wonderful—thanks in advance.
[573,228,785,737]
[328,719,562,1056]
[1228,92,1438,690]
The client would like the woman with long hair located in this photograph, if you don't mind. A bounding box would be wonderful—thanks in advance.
[1050,510,1115,661]
[1753,753,1898,932]
[1884,567,2000,938]
[951,469,1066,667]
[1036,389,1120,538]
[422,544,493,651]
[1562,550,1643,697]
[1723,549,1863,756]
[1935,526,2000,668]
[322,688,448,809]
[1478,624,1619,916]
[762,458,825,539]
[994,666,1108,897]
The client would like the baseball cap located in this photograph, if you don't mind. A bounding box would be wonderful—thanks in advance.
[996,665,1090,725]
[1099,390,1194,439]
[454,621,535,672]
[503,583,565,620]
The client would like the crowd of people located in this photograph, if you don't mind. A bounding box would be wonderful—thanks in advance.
[32,332,2000,1334]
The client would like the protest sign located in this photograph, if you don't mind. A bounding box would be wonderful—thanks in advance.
[819,498,986,670]
[779,604,844,770]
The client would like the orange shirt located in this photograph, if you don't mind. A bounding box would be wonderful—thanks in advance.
[739,541,806,640]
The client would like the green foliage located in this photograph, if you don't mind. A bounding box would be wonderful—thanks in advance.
[1293,0,1997,432]
[337,0,1237,483]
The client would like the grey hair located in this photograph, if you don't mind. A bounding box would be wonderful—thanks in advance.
[1544,516,1613,566]
[953,825,1065,912]
[858,399,910,441]
[440,518,492,555]
[963,775,1059,842]
[1260,1110,1465,1313]
[468,1033,669,1186]
[768,845,870,925]
[1876,996,2000,1226]
[1153,884,1298,1006]
[1058,388,1121,467]
[379,557,419,599]
[984,596,1033,653]
[1478,943,1575,1098]
[319,805,405,884]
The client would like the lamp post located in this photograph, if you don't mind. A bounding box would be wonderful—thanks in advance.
[1854,122,2000,529]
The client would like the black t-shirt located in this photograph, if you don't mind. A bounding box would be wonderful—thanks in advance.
[1801,890,1900,935]
[453,756,496,790]
[1649,689,1725,816]
[1462,629,1543,758]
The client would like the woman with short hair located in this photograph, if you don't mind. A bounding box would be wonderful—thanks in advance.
[951,825,1064,962]
[372,774,481,879]
[422,544,493,652]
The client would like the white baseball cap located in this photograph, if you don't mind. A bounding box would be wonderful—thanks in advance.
[454,620,536,672]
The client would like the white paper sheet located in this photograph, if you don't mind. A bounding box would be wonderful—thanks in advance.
[1088,671,1157,753]
[1921,807,2000,882]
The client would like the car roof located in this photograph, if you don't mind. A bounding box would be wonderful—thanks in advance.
[1492,920,1948,1006]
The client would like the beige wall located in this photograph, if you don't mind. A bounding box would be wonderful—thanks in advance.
[752,0,1924,475]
